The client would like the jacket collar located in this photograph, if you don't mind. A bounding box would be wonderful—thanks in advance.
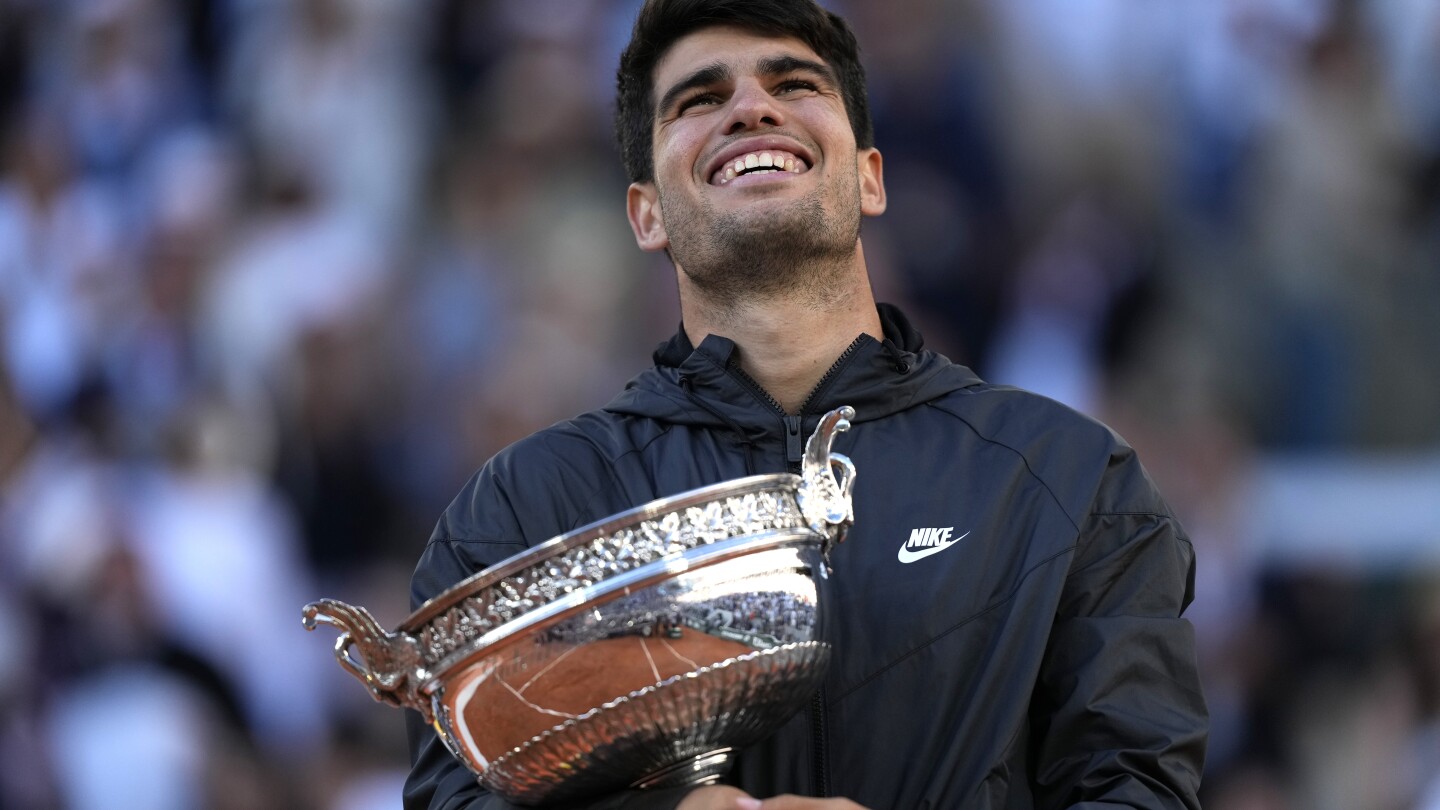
[651,302,928,369]
[607,303,982,433]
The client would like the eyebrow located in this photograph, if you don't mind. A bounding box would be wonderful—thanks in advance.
[655,54,837,118]
[756,55,836,86]
[657,63,731,118]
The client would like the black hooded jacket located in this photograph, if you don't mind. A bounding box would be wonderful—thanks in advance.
[405,304,1207,809]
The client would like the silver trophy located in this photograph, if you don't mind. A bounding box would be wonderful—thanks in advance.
[303,407,858,805]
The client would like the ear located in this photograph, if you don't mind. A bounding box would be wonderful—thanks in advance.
[858,147,886,217]
[627,181,669,252]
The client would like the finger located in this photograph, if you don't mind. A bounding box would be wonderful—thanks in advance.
[676,785,756,810]
[757,797,869,809]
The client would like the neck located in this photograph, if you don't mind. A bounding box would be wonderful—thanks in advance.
[678,244,882,414]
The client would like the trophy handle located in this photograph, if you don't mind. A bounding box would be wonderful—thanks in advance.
[797,406,857,568]
[302,598,432,722]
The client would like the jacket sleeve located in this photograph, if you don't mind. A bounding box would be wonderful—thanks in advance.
[1029,448,1208,809]
[402,462,701,810]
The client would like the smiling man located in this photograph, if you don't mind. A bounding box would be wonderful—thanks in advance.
[404,1,1207,809]
[623,20,888,418]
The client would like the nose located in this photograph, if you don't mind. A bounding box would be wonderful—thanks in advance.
[725,79,784,134]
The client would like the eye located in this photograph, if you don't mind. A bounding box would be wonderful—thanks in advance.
[677,92,721,113]
[776,79,818,95]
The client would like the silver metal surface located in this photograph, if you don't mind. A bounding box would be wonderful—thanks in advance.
[302,406,857,805]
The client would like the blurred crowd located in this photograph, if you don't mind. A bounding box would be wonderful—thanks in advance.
[0,0,1438,807]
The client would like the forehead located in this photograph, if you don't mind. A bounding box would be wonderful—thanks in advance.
[651,25,827,92]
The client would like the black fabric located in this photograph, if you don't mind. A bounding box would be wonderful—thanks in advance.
[405,303,1207,809]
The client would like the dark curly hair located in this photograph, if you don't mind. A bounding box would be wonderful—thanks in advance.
[615,0,874,184]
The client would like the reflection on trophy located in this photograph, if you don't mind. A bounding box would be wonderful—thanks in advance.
[302,407,858,805]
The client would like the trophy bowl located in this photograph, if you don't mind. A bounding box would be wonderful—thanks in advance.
[302,407,857,806]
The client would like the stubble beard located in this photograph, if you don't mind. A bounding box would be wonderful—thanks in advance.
[661,172,862,316]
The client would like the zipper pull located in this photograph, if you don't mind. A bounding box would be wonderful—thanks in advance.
[785,415,804,465]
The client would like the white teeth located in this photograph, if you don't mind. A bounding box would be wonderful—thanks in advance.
[712,150,809,184]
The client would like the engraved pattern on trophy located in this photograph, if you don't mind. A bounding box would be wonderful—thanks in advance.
[302,407,858,805]
[415,489,811,676]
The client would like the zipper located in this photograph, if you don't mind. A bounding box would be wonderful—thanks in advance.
[795,336,865,417]
[726,341,860,797]
[795,339,862,798]
[729,363,788,417]
[727,365,807,468]
[729,335,867,469]
[811,688,830,797]
[784,415,804,465]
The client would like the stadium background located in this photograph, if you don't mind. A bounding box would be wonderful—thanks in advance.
[1,0,1439,807]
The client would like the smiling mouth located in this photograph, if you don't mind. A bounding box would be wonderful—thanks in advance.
[710,150,810,185]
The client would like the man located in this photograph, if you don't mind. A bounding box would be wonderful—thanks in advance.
[405,0,1207,807]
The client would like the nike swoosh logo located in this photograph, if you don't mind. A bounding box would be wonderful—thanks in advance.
[897,531,970,564]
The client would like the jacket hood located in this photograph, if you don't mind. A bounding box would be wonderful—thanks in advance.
[603,303,983,436]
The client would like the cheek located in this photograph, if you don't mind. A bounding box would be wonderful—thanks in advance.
[795,101,858,153]
[655,126,707,182]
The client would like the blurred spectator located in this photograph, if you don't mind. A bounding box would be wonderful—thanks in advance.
[0,107,131,421]
[224,0,435,235]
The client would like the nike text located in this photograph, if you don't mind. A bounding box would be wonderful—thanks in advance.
[897,527,969,564]
[907,527,954,548]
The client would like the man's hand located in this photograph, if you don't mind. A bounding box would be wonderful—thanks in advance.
[676,786,870,809]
